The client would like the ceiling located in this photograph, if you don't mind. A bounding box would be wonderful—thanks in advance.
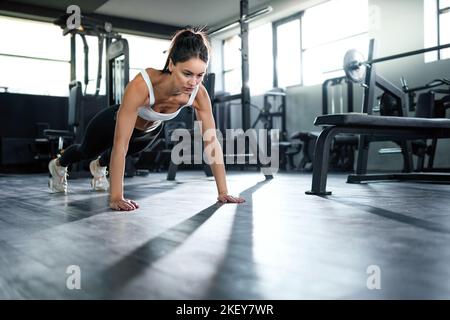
[1,0,318,39]
[96,0,273,28]
[1,0,295,30]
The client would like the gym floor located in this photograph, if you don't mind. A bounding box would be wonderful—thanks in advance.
[1,171,450,299]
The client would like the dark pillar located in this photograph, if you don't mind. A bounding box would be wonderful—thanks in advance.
[240,0,251,131]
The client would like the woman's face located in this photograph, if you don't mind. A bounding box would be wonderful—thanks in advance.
[169,57,207,94]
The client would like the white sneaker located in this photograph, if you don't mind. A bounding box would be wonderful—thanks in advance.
[48,158,68,193]
[89,158,109,191]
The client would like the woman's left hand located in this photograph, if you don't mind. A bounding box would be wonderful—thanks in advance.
[217,194,245,203]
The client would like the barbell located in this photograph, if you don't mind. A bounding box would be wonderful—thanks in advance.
[343,42,450,83]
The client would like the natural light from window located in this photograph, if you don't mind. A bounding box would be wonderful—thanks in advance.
[123,33,170,80]
[302,0,368,86]
[424,0,450,62]
[0,15,70,96]
[249,23,273,95]
[223,35,242,95]
[276,19,301,88]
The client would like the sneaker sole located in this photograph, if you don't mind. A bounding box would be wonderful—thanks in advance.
[91,179,109,191]
[48,160,67,193]
[89,160,105,178]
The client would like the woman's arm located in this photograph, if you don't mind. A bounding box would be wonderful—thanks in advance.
[109,81,145,211]
[194,85,245,204]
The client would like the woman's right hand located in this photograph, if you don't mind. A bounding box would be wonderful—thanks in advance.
[109,197,139,211]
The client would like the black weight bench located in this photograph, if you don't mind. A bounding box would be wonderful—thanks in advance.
[305,113,450,195]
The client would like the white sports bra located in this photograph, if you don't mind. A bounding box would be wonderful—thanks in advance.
[137,69,200,122]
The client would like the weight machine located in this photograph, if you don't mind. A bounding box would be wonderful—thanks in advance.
[40,14,130,175]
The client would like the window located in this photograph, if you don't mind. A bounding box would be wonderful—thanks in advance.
[301,0,368,86]
[274,15,301,88]
[74,33,170,95]
[249,23,273,94]
[222,35,241,95]
[122,33,170,80]
[221,0,368,92]
[222,23,273,95]
[425,0,450,62]
[75,35,106,95]
[439,0,450,58]
[0,16,171,96]
[0,15,70,96]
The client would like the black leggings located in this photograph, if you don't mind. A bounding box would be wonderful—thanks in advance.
[58,104,163,167]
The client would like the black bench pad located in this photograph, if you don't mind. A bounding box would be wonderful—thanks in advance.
[315,113,450,129]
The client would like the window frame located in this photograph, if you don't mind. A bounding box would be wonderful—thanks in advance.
[437,0,450,60]
[221,35,242,95]
[221,0,369,90]
[0,15,71,96]
[272,12,303,88]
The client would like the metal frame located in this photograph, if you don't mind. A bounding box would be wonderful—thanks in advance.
[240,0,251,131]
[356,39,415,175]
[106,38,129,106]
[306,124,450,195]
[306,36,450,195]
[322,76,354,115]
[437,0,441,60]
[437,0,450,60]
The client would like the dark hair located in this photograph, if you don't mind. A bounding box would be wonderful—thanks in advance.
[162,27,210,73]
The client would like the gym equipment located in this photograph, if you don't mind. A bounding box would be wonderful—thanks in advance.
[343,43,450,84]
[401,77,450,112]
[135,74,216,180]
[240,0,251,132]
[54,13,129,104]
[212,93,274,178]
[202,1,275,178]
[401,78,450,171]
[165,74,216,180]
[352,40,419,176]
[378,92,402,116]
[106,39,129,106]
[322,77,354,114]
[305,114,450,195]
[41,81,82,158]
[306,38,450,195]
[378,77,450,156]
[250,89,301,170]
[360,75,449,174]
[52,14,130,175]
[292,76,357,172]
[251,89,286,133]
[213,91,232,137]
[209,1,271,132]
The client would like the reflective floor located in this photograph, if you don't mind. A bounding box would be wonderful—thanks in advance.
[1,171,450,299]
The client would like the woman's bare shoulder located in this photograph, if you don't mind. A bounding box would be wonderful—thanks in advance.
[147,67,166,85]
[121,74,149,108]
[193,83,210,110]
[127,75,147,95]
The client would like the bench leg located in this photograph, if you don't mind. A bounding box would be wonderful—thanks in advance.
[402,141,414,173]
[427,138,438,169]
[356,135,369,175]
[305,126,339,195]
